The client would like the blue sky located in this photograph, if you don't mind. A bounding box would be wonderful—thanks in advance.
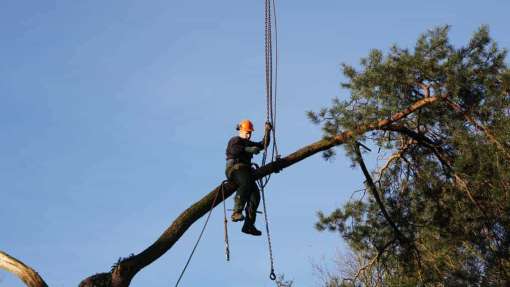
[1,1,509,286]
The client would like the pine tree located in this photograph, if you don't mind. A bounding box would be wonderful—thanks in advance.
[314,26,510,286]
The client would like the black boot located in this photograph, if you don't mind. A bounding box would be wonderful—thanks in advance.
[242,223,262,236]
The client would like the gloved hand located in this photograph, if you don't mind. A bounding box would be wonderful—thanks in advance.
[245,146,261,154]
[265,121,273,131]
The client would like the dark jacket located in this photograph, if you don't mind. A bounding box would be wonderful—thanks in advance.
[226,133,270,165]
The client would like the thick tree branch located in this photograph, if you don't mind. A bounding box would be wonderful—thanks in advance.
[79,95,443,287]
[353,144,407,243]
[0,251,48,287]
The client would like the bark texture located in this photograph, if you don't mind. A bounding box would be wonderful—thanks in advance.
[0,251,48,287]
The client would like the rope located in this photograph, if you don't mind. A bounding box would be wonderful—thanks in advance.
[173,188,221,287]
[260,0,280,281]
[221,182,231,261]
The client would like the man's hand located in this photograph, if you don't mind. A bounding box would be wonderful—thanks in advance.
[265,122,273,131]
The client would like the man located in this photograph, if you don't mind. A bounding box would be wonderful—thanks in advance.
[225,119,271,236]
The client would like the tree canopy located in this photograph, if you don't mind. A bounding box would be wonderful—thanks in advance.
[313,26,510,286]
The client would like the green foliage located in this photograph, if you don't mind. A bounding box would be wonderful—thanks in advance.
[311,26,510,286]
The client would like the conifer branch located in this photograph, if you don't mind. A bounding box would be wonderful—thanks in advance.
[446,99,510,161]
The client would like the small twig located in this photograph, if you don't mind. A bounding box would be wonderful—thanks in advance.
[377,141,412,182]
[349,187,368,202]
[343,239,395,285]
[418,82,431,97]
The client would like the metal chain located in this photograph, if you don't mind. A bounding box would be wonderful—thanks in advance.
[264,0,272,124]
[271,0,279,158]
[261,0,278,282]
[258,178,276,280]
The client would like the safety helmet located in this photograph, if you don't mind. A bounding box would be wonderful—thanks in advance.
[237,119,254,132]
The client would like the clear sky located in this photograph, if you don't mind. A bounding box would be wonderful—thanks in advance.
[1,1,509,286]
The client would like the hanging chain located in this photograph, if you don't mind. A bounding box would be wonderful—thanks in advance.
[258,178,276,280]
[270,0,279,159]
[264,0,272,125]
[261,0,279,282]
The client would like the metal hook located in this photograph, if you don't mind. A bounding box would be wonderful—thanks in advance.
[269,270,277,281]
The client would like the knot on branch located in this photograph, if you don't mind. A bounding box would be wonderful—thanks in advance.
[111,254,135,273]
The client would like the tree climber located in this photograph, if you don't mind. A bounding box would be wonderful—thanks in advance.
[225,119,272,236]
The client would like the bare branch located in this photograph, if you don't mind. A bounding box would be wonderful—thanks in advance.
[0,251,48,287]
[377,140,413,182]
[343,239,395,286]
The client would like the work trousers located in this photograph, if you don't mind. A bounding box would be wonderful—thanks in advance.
[226,163,260,225]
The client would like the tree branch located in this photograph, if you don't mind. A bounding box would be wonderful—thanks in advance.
[353,144,407,243]
[381,125,453,172]
[79,95,443,287]
[446,98,510,161]
[0,251,48,287]
[343,238,395,286]
[377,140,413,182]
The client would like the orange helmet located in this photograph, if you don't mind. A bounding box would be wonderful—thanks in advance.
[237,119,254,132]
